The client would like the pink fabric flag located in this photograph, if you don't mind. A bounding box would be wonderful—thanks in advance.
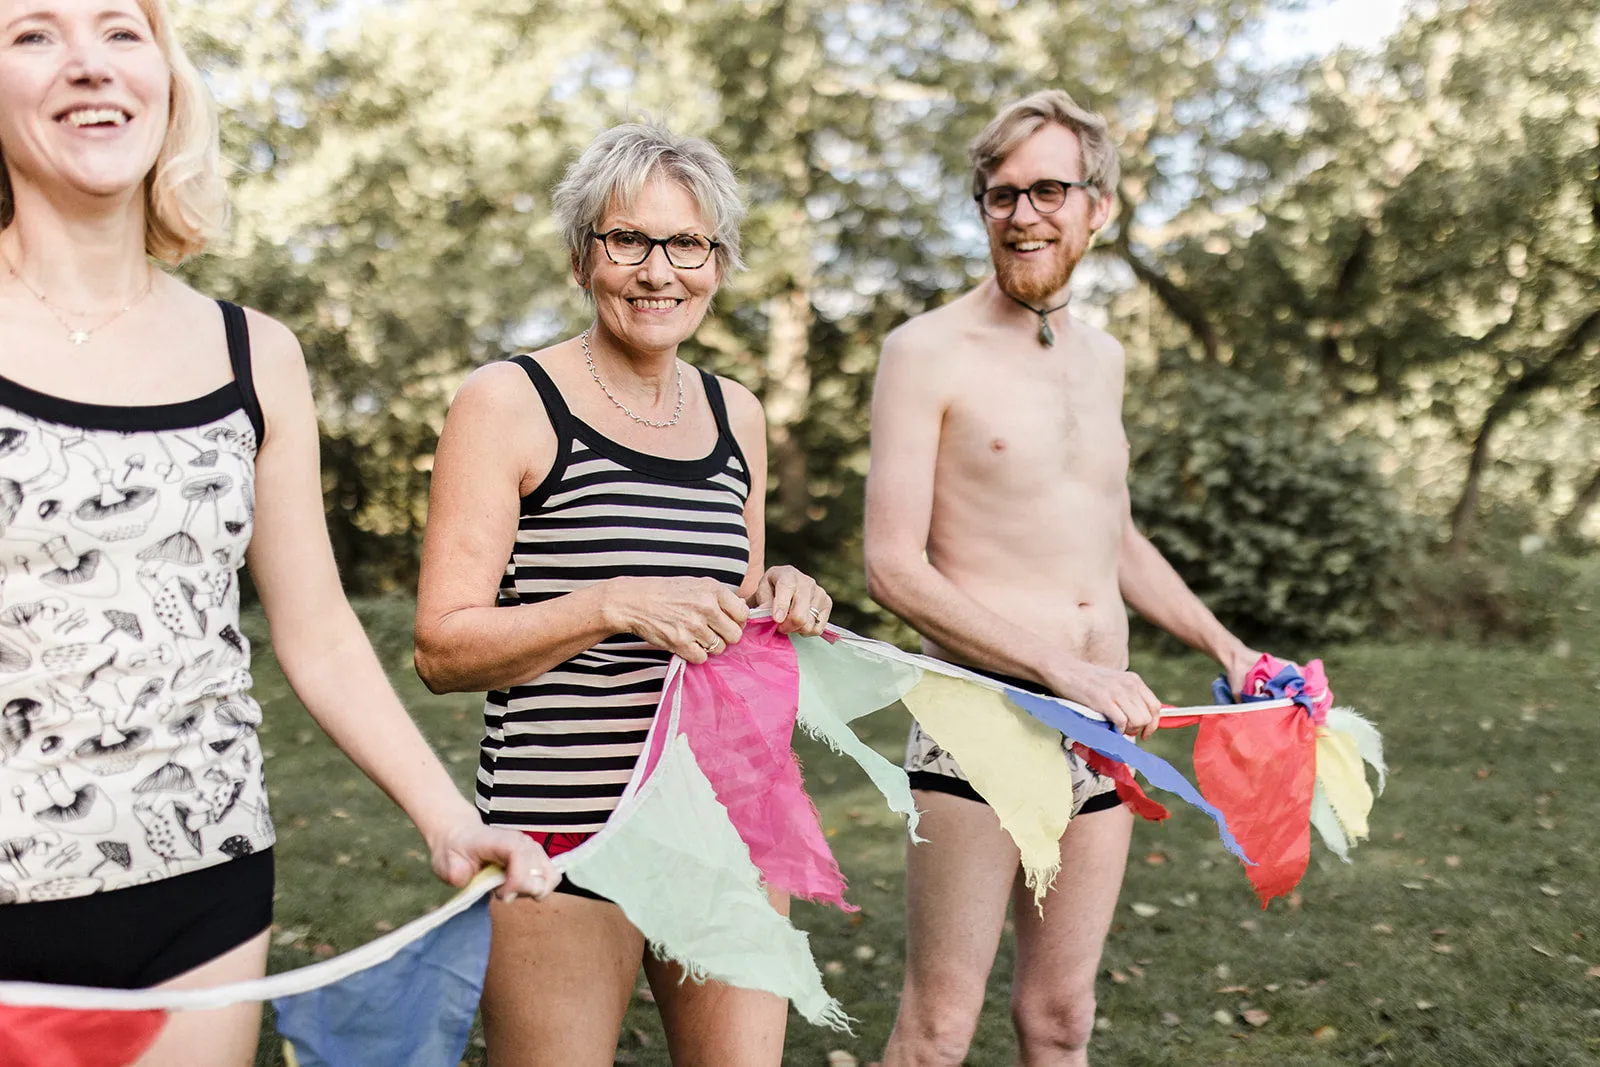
[675,617,855,911]
[0,1005,166,1067]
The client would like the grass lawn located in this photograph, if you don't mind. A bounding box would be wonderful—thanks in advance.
[250,566,1599,1066]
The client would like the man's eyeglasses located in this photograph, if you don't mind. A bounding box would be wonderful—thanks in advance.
[591,229,721,269]
[975,179,1097,220]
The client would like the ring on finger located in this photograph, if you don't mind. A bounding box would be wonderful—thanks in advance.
[808,606,822,623]
[706,635,725,653]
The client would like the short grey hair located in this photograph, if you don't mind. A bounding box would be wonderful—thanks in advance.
[553,122,746,281]
[969,90,1120,201]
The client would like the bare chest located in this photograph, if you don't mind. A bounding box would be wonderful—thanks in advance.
[937,365,1128,497]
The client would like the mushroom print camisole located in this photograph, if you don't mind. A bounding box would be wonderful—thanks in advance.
[0,301,274,906]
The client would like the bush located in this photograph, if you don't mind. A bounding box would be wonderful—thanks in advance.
[1392,551,1581,642]
[1128,361,1409,645]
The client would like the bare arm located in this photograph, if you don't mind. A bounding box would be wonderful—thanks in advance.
[243,312,552,898]
[1118,507,1260,694]
[863,329,1061,679]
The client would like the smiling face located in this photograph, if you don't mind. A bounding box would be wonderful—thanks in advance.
[0,0,170,216]
[578,175,721,357]
[981,122,1112,306]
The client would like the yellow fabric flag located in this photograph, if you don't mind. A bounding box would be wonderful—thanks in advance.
[1315,726,1373,844]
[900,672,1077,903]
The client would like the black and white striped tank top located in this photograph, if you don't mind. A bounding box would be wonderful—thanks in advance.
[477,356,752,833]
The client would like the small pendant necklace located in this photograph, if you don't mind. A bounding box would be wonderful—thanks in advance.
[1,247,154,346]
[582,329,685,429]
[1003,290,1070,347]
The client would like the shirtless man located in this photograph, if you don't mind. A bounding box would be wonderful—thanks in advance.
[865,90,1262,1066]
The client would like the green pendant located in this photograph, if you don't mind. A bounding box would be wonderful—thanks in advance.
[1038,316,1055,347]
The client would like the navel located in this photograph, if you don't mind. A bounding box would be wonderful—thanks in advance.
[990,438,1007,453]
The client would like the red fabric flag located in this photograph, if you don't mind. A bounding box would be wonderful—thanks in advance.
[675,618,855,910]
[1074,744,1171,822]
[0,1005,166,1067]
[1178,706,1317,907]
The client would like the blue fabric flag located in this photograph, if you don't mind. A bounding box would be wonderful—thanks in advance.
[1002,688,1252,865]
[272,895,491,1067]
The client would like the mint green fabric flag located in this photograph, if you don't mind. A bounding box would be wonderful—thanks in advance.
[1308,780,1351,862]
[563,735,850,1030]
[792,635,925,842]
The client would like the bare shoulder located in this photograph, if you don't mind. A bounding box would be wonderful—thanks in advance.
[237,306,305,369]
[1072,315,1127,370]
[451,359,540,419]
[712,372,766,438]
[877,298,977,393]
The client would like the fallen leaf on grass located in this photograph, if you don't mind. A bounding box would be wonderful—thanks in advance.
[1531,945,1555,958]
[1144,851,1167,865]
[1536,818,1556,831]
[1109,970,1128,985]
[1445,856,1460,868]
[1311,1025,1338,1041]
[373,919,393,933]
[1432,944,1454,955]
[1217,985,1252,994]
[826,1052,858,1067]
[1402,882,1425,891]
[853,944,876,962]
[824,960,847,975]
[1130,902,1161,917]
[1238,919,1260,933]
[1415,1001,1436,1011]
[1540,885,1563,898]
[1265,983,1281,992]
[1161,1012,1181,1027]
[1372,923,1394,935]
[313,943,335,959]
[1242,1009,1270,1027]
[1585,966,1600,979]
[1212,1010,1234,1025]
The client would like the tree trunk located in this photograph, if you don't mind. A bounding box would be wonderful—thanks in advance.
[1554,464,1600,542]
[1448,308,1600,551]
[763,284,814,533]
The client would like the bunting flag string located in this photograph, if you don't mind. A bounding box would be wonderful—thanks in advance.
[0,614,1385,1063]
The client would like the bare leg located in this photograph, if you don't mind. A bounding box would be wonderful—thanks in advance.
[1010,805,1133,1067]
[645,885,791,1066]
[882,790,1022,1067]
[133,928,270,1067]
[482,892,644,1067]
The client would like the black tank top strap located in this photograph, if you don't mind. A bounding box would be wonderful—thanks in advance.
[699,369,750,482]
[510,355,576,502]
[217,300,265,444]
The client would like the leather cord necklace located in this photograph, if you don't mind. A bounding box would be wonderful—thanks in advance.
[1003,289,1070,347]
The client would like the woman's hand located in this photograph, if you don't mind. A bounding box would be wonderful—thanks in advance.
[749,565,832,636]
[426,816,558,902]
[603,576,749,663]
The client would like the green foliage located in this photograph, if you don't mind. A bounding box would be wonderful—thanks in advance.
[1128,360,1408,644]
[1393,551,1582,643]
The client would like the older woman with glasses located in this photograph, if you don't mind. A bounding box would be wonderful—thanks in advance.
[414,123,833,1065]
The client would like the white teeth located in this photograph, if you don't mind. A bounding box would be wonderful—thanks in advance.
[630,299,679,310]
[1014,241,1048,251]
[64,108,128,127]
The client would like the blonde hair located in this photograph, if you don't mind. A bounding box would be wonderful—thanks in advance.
[969,90,1120,201]
[0,0,228,264]
[553,122,746,283]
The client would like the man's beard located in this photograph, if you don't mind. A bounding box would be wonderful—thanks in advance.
[992,234,1084,305]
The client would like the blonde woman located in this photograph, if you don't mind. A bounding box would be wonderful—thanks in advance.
[0,1,553,1062]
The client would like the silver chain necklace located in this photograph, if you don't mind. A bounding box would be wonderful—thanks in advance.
[582,329,685,429]
[1,246,154,346]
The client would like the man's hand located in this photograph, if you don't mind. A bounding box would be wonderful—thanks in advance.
[1220,643,1264,702]
[1044,659,1164,739]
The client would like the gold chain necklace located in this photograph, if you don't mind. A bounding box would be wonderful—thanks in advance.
[1,247,155,346]
[582,329,685,429]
